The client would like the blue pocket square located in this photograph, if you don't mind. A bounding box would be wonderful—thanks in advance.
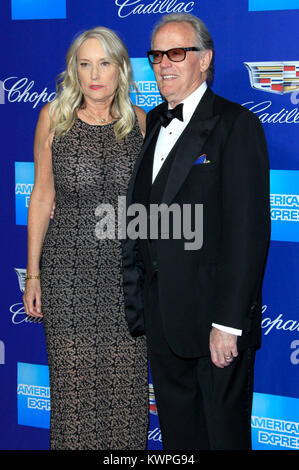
[194,154,209,165]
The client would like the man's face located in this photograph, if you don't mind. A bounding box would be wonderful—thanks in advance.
[152,21,211,107]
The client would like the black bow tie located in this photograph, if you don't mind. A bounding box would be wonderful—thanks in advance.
[159,103,184,127]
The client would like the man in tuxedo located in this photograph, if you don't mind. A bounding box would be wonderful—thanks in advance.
[122,13,270,450]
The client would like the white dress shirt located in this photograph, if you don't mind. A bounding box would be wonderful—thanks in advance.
[152,81,242,337]
[152,82,208,183]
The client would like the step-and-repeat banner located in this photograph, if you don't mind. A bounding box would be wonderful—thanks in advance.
[1,0,298,451]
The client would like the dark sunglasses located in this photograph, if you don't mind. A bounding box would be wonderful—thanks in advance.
[147,47,200,64]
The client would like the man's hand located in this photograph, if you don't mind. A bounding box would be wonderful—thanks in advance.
[209,327,238,368]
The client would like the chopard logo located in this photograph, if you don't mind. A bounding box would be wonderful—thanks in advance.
[114,0,195,18]
[261,305,299,336]
[0,340,4,365]
[1,76,55,108]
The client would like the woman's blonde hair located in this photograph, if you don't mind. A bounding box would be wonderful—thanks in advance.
[49,26,136,140]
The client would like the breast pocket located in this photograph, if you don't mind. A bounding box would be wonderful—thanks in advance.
[191,161,218,173]
[188,162,219,193]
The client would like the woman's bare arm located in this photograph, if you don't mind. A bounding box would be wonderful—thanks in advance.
[23,103,55,317]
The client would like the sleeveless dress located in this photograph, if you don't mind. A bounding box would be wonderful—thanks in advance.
[40,117,148,450]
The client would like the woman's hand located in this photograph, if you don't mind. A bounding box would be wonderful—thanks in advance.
[50,200,56,220]
[23,279,43,318]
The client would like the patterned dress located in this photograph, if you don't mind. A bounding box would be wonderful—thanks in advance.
[40,117,148,450]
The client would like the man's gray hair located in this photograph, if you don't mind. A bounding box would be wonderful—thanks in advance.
[151,13,214,84]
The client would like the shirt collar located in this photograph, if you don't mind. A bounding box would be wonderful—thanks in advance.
[169,81,207,122]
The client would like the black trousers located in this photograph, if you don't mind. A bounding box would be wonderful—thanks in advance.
[145,275,256,450]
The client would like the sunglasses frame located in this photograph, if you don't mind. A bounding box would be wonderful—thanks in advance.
[147,47,200,64]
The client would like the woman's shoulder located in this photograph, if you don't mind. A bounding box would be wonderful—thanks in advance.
[134,105,146,137]
[37,102,56,131]
[38,102,51,120]
[35,102,55,145]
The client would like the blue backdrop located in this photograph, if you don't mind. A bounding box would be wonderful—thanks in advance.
[1,0,298,451]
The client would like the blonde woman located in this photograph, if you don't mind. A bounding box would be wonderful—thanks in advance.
[23,27,148,450]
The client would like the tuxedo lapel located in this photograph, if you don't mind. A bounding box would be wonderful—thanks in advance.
[127,88,220,210]
[126,110,163,207]
[161,88,220,207]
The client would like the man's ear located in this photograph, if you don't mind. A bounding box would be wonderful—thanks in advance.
[199,50,213,73]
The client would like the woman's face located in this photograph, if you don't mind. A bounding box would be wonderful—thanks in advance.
[77,38,120,105]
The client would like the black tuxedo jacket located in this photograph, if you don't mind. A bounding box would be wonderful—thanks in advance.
[122,87,270,358]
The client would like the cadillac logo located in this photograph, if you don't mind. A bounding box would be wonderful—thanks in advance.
[14,268,27,293]
[149,383,158,415]
[244,61,299,94]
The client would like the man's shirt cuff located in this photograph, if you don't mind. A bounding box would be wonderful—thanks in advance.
[212,323,242,336]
